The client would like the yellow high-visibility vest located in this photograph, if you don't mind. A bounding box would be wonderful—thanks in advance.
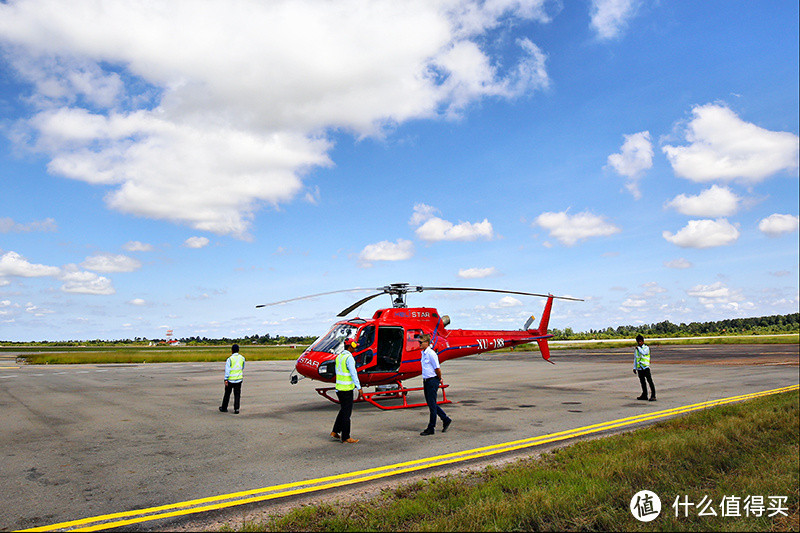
[634,345,650,369]
[228,353,245,381]
[335,352,354,391]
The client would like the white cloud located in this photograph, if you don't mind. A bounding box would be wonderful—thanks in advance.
[0,251,118,296]
[0,217,57,233]
[458,267,499,279]
[619,282,666,311]
[758,214,799,237]
[58,265,115,295]
[416,217,494,242]
[664,185,740,217]
[606,131,652,199]
[81,253,141,273]
[8,53,123,109]
[488,296,522,309]
[687,281,750,311]
[0,0,554,238]
[641,281,667,296]
[25,303,54,317]
[620,298,647,309]
[663,104,800,184]
[184,236,210,249]
[590,0,641,40]
[123,241,154,252]
[410,204,440,226]
[358,239,414,266]
[662,219,739,248]
[534,210,621,246]
[411,203,494,242]
[0,251,61,277]
[129,298,147,306]
[664,258,692,269]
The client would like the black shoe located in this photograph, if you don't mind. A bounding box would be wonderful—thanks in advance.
[442,418,452,432]
[420,429,435,436]
[219,407,228,412]
[636,395,648,400]
[233,410,239,414]
[648,397,656,402]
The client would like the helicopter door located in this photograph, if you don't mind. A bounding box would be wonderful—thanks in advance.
[374,326,403,372]
[354,324,375,368]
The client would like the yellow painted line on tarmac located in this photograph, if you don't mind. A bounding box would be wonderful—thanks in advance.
[20,384,799,532]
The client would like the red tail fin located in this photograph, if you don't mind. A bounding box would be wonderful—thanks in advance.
[536,337,552,363]
[534,295,554,364]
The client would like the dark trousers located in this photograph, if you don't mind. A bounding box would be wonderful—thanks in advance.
[333,389,354,441]
[221,381,242,411]
[423,377,450,431]
[637,368,656,398]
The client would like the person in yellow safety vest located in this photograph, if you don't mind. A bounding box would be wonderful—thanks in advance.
[330,338,362,443]
[633,334,656,401]
[220,344,245,414]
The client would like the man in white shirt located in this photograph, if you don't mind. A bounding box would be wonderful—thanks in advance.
[419,334,452,436]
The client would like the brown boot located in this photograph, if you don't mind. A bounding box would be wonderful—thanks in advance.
[330,432,340,440]
[343,438,359,443]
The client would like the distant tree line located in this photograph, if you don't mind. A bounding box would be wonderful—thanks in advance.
[548,313,800,340]
[2,313,797,346]
[0,333,318,346]
[179,334,315,346]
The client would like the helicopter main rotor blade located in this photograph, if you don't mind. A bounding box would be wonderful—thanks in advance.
[256,288,374,308]
[420,287,583,301]
[337,292,385,317]
[258,284,582,316]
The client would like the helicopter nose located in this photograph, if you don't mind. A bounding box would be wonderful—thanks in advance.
[296,352,336,380]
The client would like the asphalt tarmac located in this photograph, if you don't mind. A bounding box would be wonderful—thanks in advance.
[1,343,797,531]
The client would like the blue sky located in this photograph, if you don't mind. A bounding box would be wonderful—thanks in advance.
[1,0,798,342]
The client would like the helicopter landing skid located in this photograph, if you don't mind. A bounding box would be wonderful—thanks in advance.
[315,381,451,410]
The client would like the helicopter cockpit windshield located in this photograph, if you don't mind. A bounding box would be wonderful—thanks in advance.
[308,324,359,354]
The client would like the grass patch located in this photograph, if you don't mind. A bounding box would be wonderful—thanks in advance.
[244,390,799,532]
[7,345,305,364]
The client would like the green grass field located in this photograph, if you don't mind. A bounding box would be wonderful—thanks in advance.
[4,334,798,364]
[2,344,306,364]
[235,390,799,532]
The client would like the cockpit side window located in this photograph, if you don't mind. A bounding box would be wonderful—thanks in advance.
[357,325,375,351]
[406,329,423,351]
[354,325,375,367]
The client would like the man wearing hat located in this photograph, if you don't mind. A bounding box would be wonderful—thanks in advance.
[331,338,362,443]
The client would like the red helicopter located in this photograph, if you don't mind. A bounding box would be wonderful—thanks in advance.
[257,283,581,409]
